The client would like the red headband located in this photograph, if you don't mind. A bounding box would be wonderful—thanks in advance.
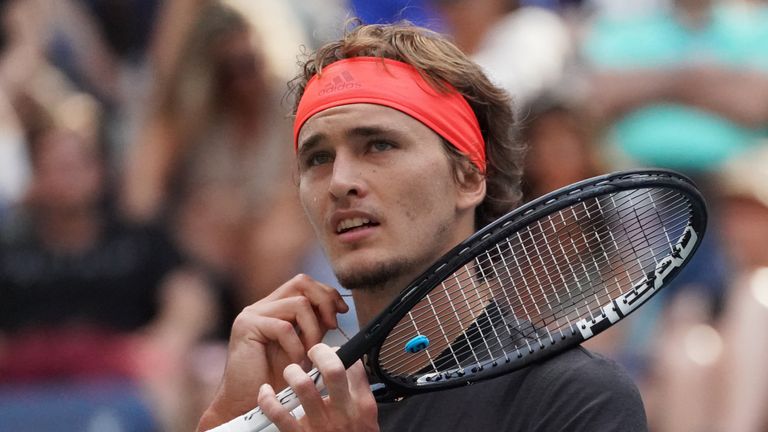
[293,57,486,172]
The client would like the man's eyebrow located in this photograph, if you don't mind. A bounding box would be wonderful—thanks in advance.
[298,125,399,156]
[297,133,324,157]
[346,125,395,138]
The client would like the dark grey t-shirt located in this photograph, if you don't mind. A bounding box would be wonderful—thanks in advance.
[377,346,647,431]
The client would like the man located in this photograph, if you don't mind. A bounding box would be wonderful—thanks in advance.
[198,22,647,431]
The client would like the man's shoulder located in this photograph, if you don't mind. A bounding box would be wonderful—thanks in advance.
[529,345,634,384]
[517,346,648,431]
[378,346,647,432]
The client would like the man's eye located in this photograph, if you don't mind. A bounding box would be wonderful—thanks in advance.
[307,152,333,167]
[370,140,394,152]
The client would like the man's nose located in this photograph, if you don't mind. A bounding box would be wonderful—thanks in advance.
[328,153,366,200]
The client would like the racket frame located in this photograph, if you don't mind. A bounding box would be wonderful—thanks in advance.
[334,169,707,396]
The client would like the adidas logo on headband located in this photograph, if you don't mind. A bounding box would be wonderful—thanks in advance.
[319,71,362,96]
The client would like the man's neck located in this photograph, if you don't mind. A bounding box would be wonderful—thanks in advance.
[351,291,395,328]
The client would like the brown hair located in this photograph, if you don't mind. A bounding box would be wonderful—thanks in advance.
[290,21,525,229]
[158,2,252,140]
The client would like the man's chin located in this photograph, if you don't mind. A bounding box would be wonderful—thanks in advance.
[333,258,410,292]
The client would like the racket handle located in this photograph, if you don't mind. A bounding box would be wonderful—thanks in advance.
[206,368,324,432]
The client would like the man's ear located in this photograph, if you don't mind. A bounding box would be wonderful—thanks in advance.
[455,163,486,212]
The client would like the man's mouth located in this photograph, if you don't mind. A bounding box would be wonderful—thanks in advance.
[336,217,380,234]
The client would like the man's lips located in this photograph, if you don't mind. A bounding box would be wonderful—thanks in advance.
[331,211,381,235]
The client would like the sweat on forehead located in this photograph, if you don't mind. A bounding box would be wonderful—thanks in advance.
[293,57,486,172]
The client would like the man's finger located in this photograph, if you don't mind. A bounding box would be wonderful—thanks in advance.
[309,343,352,412]
[283,363,328,430]
[257,383,302,432]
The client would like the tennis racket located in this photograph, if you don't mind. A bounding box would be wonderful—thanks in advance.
[208,169,707,431]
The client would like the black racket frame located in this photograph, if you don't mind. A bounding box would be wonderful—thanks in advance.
[334,169,708,397]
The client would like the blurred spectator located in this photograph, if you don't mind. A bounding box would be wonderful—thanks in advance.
[519,94,602,201]
[0,0,176,175]
[430,0,573,107]
[0,89,219,431]
[121,1,315,307]
[151,0,318,89]
[578,0,760,394]
[710,145,768,432]
[0,0,143,215]
[517,93,661,374]
[69,0,165,168]
[647,145,768,432]
[0,0,119,105]
[581,0,768,173]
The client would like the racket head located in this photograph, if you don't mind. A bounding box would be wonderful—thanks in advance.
[359,169,706,396]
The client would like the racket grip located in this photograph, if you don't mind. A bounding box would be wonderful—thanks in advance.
[206,368,324,432]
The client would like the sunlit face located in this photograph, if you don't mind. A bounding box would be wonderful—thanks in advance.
[297,104,482,291]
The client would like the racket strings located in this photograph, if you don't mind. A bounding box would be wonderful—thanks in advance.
[380,238,684,377]
[483,189,688,288]
[379,198,691,352]
[377,188,694,379]
[416,206,689,344]
[384,194,691,336]
[446,190,687,306]
[378,201,691,360]
[377,235,676,375]
[470,196,688,350]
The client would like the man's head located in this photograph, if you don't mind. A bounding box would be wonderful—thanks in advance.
[291,22,524,292]
[292,22,524,229]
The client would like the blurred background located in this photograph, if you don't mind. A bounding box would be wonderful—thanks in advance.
[0,0,766,431]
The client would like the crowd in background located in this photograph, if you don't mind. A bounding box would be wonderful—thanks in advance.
[0,0,766,431]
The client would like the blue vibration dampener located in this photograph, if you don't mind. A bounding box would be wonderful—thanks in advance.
[404,335,430,353]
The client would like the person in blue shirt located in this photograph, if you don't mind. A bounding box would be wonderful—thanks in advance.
[582,0,768,173]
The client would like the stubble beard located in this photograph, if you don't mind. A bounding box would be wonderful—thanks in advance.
[332,219,455,293]
[334,258,411,293]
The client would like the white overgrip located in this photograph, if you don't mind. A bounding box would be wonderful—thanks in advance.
[207,368,324,432]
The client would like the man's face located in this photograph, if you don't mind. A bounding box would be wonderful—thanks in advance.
[297,104,481,291]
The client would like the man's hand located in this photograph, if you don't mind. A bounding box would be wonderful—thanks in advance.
[257,344,379,432]
[197,274,349,431]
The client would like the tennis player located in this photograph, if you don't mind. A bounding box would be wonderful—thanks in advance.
[198,22,647,431]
